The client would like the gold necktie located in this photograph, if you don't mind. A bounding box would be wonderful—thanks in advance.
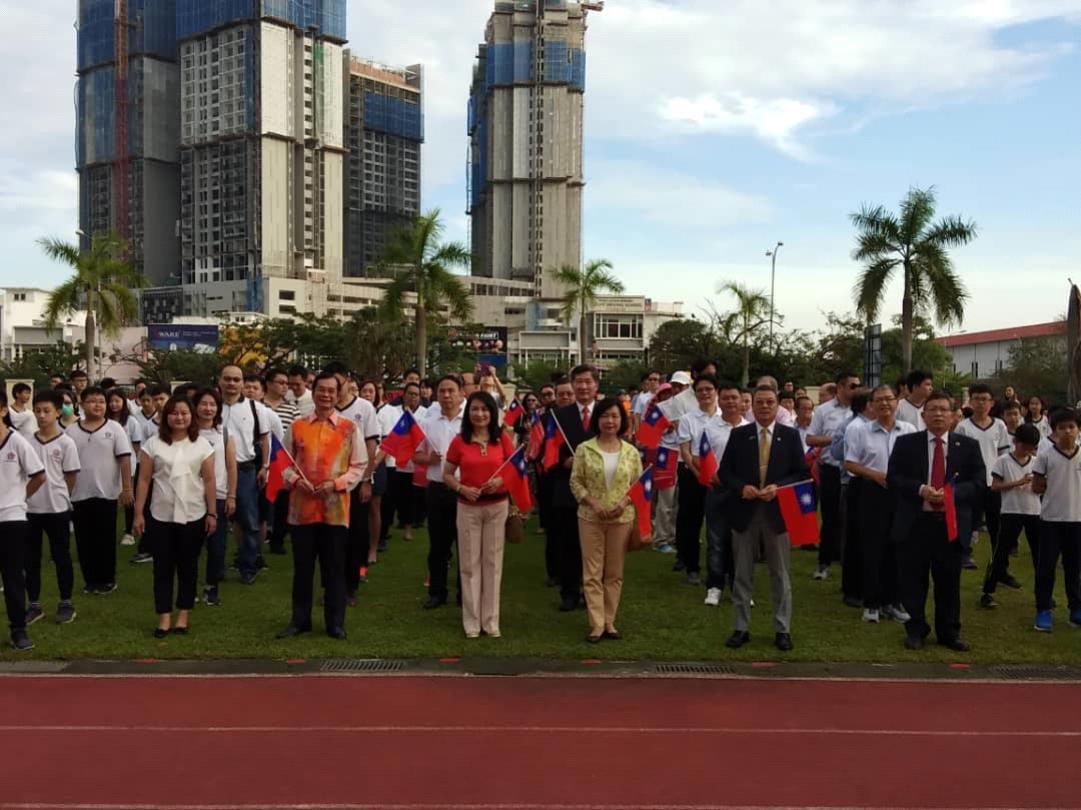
[759,427,770,487]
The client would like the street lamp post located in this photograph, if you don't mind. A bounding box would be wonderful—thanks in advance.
[765,241,783,352]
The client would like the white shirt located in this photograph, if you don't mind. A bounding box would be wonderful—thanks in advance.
[9,407,36,440]
[955,417,1010,486]
[221,396,270,464]
[601,449,621,488]
[200,426,229,499]
[631,392,652,417]
[676,407,726,457]
[141,435,215,524]
[67,419,133,501]
[289,388,315,417]
[123,418,146,472]
[703,416,749,462]
[27,433,80,515]
[1028,415,1052,440]
[896,398,925,430]
[420,403,465,483]
[378,404,402,469]
[0,431,45,521]
[797,423,812,455]
[1033,445,1081,522]
[845,418,915,474]
[336,396,380,443]
[808,399,851,467]
[991,454,1040,516]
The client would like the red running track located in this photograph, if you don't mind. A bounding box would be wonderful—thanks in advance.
[1,675,1079,809]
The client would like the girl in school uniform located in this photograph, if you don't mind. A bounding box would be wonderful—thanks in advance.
[193,388,237,608]
[108,388,144,548]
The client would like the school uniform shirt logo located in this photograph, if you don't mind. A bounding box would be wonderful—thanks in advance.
[50,449,63,462]
[4,452,14,461]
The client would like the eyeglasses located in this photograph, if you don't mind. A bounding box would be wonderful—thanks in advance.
[847,382,860,390]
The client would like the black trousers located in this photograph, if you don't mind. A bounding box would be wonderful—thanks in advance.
[268,489,291,552]
[149,517,205,615]
[555,503,582,603]
[345,488,371,593]
[426,482,459,601]
[387,470,413,530]
[859,483,899,609]
[26,512,74,603]
[73,498,118,589]
[818,465,842,566]
[0,521,28,633]
[971,490,1002,548]
[899,514,963,643]
[1035,521,1081,614]
[675,466,706,574]
[291,522,347,632]
[841,479,863,600]
[411,481,427,527]
[983,513,1039,595]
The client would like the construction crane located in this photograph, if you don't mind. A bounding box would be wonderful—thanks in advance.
[114,0,130,243]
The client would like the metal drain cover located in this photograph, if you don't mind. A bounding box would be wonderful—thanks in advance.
[320,659,404,673]
[654,663,734,675]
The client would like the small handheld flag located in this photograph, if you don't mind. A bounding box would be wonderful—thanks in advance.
[944,482,959,542]
[542,415,566,471]
[381,410,426,467]
[504,398,525,429]
[502,446,534,513]
[628,465,654,540]
[776,480,819,546]
[265,434,304,502]
[654,445,678,490]
[635,404,671,450]
[697,431,718,486]
[526,411,545,460]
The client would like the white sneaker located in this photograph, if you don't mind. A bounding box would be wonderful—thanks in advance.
[884,604,911,623]
[703,587,721,607]
[862,608,880,623]
[812,565,828,581]
[120,533,136,547]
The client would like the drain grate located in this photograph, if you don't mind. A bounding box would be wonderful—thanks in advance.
[654,663,734,675]
[320,659,404,673]
[986,664,1075,680]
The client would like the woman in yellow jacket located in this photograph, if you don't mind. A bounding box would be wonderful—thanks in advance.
[570,397,644,643]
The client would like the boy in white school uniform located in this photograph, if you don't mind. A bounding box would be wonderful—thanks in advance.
[1031,408,1081,632]
[67,386,134,594]
[954,383,1011,569]
[9,383,36,439]
[25,390,81,625]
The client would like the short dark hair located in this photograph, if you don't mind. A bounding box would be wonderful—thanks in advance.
[358,378,381,408]
[435,373,463,390]
[1002,400,1023,414]
[99,377,117,390]
[243,373,264,389]
[80,385,106,402]
[461,392,501,444]
[968,383,993,398]
[716,379,740,394]
[795,396,814,410]
[690,357,716,377]
[753,384,778,400]
[539,384,555,395]
[835,370,859,386]
[148,383,171,398]
[218,364,243,378]
[312,371,340,393]
[158,395,199,444]
[32,389,63,410]
[1049,407,1079,430]
[0,391,10,428]
[193,387,223,428]
[589,396,628,436]
[322,361,350,377]
[570,364,598,383]
[780,392,795,404]
[69,369,88,380]
[403,381,421,395]
[12,383,31,397]
[403,367,420,378]
[1014,424,1040,446]
[850,387,872,416]
[924,390,953,409]
[693,373,718,391]
[287,365,309,379]
[264,367,288,384]
[906,369,933,390]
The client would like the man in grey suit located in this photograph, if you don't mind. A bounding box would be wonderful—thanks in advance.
[719,385,810,652]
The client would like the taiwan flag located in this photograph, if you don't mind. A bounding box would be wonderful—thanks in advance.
[944,483,959,542]
[264,434,294,502]
[381,410,426,467]
[526,411,545,461]
[654,445,678,490]
[635,404,670,450]
[542,416,565,471]
[628,466,654,540]
[776,480,820,546]
[504,398,525,429]
[503,446,534,513]
[697,431,718,486]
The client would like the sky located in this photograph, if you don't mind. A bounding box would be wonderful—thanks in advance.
[1,0,1079,336]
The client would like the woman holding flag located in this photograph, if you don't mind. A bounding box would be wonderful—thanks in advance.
[569,398,644,643]
[443,392,522,638]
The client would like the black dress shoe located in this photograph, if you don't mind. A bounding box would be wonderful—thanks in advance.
[725,630,750,649]
[171,626,189,635]
[938,638,971,652]
[585,633,603,643]
[327,627,347,640]
[904,635,925,650]
[275,624,311,639]
[774,632,793,652]
[153,628,169,639]
[423,595,446,610]
[558,596,577,612]
[603,629,622,640]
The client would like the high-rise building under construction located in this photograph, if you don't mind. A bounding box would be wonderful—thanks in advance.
[76,0,180,286]
[467,0,601,300]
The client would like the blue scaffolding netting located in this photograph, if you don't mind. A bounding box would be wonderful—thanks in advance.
[363,92,423,142]
[177,0,347,42]
[78,0,177,72]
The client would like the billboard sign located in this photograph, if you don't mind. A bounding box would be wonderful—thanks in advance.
[147,324,219,353]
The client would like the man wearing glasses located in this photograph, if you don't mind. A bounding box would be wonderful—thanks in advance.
[631,371,662,433]
[807,371,861,581]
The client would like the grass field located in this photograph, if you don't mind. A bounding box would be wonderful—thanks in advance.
[14,518,1081,663]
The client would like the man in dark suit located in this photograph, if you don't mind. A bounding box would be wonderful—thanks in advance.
[548,365,599,611]
[887,390,985,652]
[719,385,810,651]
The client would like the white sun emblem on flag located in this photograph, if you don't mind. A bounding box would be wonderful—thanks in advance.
[799,492,813,508]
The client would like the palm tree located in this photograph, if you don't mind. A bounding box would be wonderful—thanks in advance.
[553,259,624,365]
[378,209,472,377]
[39,232,144,381]
[717,281,771,387]
[851,186,976,372]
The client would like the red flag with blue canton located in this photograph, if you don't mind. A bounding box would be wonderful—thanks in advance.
[776,480,820,545]
[264,434,293,502]
[542,415,565,471]
[944,483,959,542]
[635,404,670,449]
[526,411,545,460]
[503,445,534,513]
[628,466,654,539]
[697,431,718,486]
[504,398,524,428]
[654,445,677,490]
[381,409,426,467]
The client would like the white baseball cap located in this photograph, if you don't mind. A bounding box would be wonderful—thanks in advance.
[669,371,692,386]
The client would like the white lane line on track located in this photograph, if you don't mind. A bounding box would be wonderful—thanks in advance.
[2,724,1080,737]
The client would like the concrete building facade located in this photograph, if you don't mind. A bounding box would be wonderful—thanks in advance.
[936,321,1066,380]
[76,0,180,286]
[467,0,596,299]
[344,58,424,277]
[0,288,86,363]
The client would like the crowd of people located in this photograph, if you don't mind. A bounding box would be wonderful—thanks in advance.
[0,359,1076,653]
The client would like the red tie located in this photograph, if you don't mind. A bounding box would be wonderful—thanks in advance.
[931,437,946,510]
[581,405,591,432]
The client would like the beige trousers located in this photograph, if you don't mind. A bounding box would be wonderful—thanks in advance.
[578,518,632,634]
[456,499,509,636]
